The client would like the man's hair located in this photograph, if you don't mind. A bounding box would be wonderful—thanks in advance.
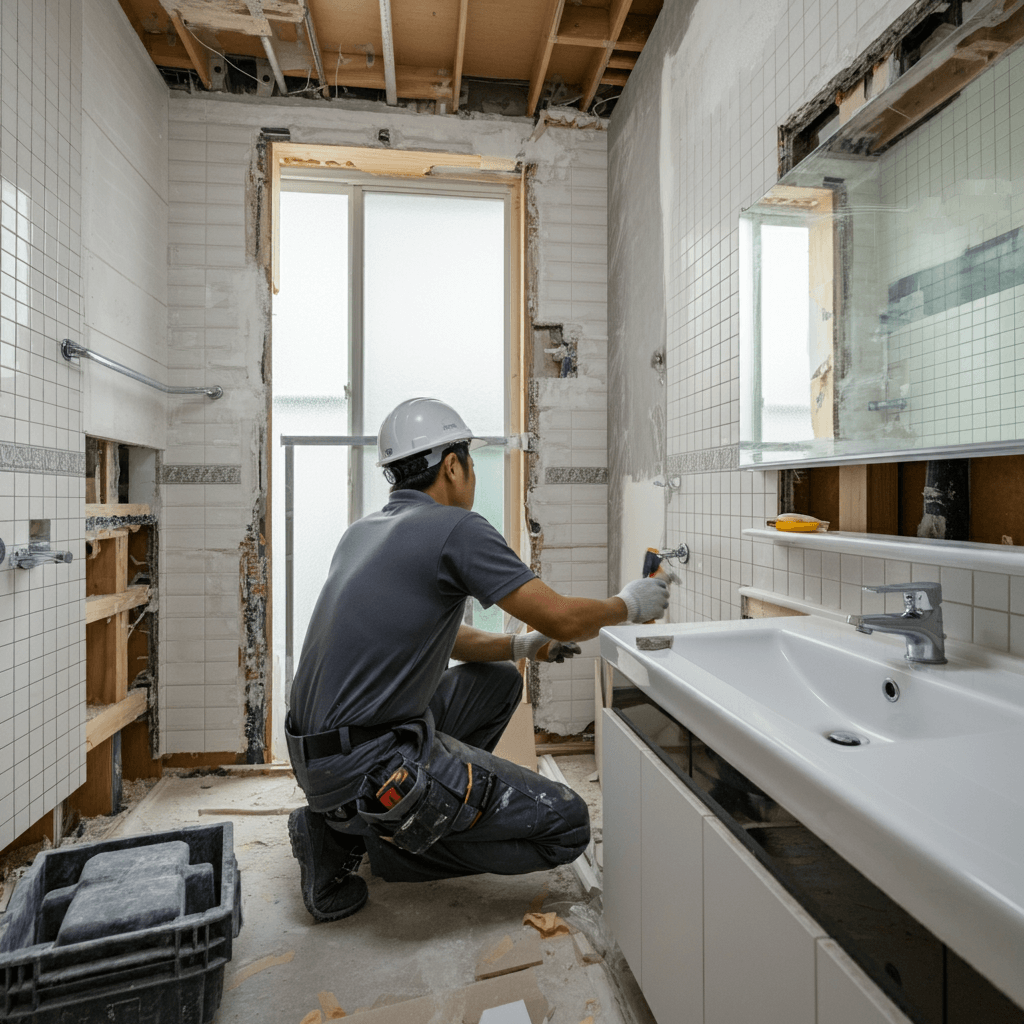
[388,441,470,493]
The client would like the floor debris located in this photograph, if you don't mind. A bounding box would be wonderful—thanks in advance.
[225,950,296,990]
[317,990,346,1018]
[474,933,544,980]
[522,911,571,938]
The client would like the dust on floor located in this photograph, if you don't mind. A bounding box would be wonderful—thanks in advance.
[51,759,651,1024]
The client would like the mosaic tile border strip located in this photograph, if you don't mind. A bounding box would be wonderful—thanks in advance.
[161,464,242,485]
[545,466,608,485]
[668,446,739,476]
[0,443,85,476]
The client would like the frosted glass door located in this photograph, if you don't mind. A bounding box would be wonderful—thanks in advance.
[271,189,351,743]
[361,191,507,629]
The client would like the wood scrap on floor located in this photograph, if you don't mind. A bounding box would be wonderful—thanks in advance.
[225,950,296,991]
[197,806,300,816]
[299,1012,322,1024]
[474,933,543,980]
[522,910,570,938]
[321,968,550,1024]
[317,990,346,1018]
[571,931,603,965]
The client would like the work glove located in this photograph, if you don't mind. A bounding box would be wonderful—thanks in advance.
[510,631,582,663]
[616,577,670,622]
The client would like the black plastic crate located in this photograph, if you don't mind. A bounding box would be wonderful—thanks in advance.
[0,822,243,1023]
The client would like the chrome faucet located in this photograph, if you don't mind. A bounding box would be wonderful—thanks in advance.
[847,582,946,664]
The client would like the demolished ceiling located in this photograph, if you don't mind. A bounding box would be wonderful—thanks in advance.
[117,0,664,117]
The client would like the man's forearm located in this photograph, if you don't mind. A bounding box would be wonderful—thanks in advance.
[498,579,629,643]
[450,624,515,663]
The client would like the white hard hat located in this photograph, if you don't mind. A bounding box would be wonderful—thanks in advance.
[377,397,489,469]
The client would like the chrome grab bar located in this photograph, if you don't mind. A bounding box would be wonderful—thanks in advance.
[60,339,223,400]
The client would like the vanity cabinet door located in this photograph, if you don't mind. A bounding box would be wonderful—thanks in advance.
[703,817,824,1024]
[817,939,914,1024]
[640,751,708,1024]
[601,708,646,981]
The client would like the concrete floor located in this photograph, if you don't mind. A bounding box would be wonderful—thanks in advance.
[96,759,652,1024]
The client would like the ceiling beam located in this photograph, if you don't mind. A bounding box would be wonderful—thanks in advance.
[452,0,469,112]
[169,10,212,88]
[527,0,567,116]
[378,0,398,104]
[581,0,632,110]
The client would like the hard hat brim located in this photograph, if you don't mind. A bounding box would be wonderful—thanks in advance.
[376,434,491,467]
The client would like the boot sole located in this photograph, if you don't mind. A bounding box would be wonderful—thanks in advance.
[288,808,369,922]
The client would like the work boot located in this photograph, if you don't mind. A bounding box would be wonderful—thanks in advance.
[288,806,368,922]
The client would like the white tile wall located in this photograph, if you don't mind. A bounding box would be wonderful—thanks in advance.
[80,0,169,450]
[878,47,1024,450]
[161,96,609,749]
[0,0,86,849]
[610,0,1024,660]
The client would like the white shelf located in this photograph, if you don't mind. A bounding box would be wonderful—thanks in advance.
[744,528,1024,574]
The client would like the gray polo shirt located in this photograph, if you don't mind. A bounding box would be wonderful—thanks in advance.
[291,489,536,738]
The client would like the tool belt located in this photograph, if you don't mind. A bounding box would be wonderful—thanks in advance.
[356,756,495,856]
[285,713,399,760]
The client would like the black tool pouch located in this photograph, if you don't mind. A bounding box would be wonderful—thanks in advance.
[356,762,491,855]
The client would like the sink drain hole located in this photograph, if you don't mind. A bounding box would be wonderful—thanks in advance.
[827,731,867,746]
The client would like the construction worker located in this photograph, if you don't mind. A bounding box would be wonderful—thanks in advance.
[286,397,670,921]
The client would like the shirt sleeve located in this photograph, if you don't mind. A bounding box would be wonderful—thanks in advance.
[437,512,536,608]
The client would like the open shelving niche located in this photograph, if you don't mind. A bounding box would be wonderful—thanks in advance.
[74,438,161,821]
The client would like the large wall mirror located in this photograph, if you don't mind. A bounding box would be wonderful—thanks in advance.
[740,1,1024,468]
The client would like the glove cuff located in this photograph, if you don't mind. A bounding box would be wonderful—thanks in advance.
[510,631,549,662]
[617,588,640,623]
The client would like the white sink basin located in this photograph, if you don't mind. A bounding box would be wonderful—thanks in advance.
[657,625,1023,742]
[600,615,1024,1008]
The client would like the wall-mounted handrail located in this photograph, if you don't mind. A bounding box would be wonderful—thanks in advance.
[60,339,223,399]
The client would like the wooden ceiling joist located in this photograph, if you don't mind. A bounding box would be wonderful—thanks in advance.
[452,0,469,112]
[527,0,567,117]
[581,0,633,110]
[169,10,213,88]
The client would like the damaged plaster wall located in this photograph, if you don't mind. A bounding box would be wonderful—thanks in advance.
[160,93,609,752]
[606,1,696,594]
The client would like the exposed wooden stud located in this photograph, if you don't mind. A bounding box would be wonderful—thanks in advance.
[838,464,899,534]
[70,737,116,819]
[527,0,568,117]
[452,0,469,113]
[169,10,213,89]
[87,614,129,706]
[581,0,632,111]
[86,529,128,597]
[600,70,630,87]
[607,53,638,70]
[378,0,398,104]
[86,585,151,625]
[86,689,149,752]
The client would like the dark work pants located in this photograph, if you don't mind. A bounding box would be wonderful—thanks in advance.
[327,660,591,883]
